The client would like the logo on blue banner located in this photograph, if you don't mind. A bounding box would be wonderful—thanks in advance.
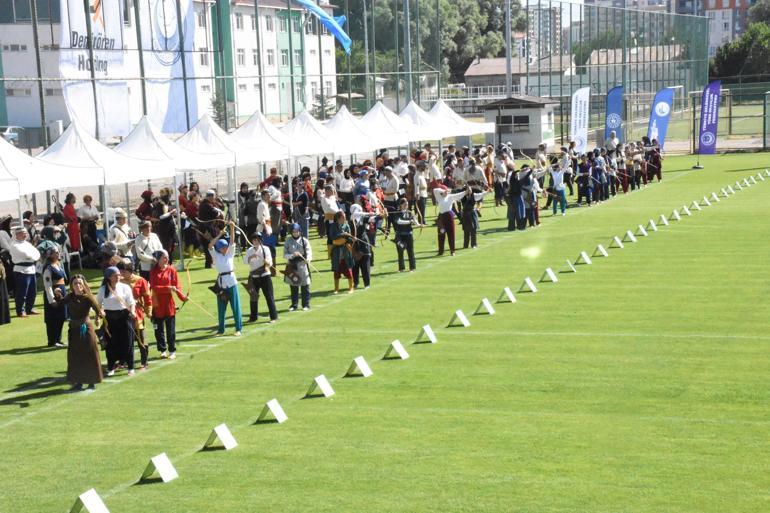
[604,86,624,142]
[647,87,675,148]
[698,80,721,155]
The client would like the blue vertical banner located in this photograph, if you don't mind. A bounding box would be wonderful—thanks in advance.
[647,87,675,148]
[604,86,624,143]
[698,80,721,155]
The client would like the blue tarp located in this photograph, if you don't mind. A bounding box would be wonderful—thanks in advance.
[291,0,351,54]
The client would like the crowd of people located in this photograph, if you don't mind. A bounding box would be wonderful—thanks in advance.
[0,133,663,392]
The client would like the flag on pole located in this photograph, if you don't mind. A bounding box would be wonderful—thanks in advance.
[697,80,721,155]
[604,85,624,143]
[291,0,351,54]
[570,87,590,154]
[647,87,675,149]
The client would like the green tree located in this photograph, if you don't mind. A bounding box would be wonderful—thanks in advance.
[710,22,770,78]
[749,0,770,25]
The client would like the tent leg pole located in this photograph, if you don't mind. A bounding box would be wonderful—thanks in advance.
[16,199,23,228]
[124,183,130,214]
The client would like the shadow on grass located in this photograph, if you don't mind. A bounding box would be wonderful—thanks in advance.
[0,387,71,408]
[134,477,164,486]
[253,418,279,425]
[0,345,62,356]
[4,375,66,394]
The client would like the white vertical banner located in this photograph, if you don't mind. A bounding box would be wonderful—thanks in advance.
[136,0,198,133]
[570,87,590,154]
[59,0,130,138]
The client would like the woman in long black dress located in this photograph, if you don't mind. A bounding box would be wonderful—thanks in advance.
[0,257,10,325]
[53,275,104,391]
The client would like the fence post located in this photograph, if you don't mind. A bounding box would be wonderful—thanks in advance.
[690,93,696,155]
[764,91,769,151]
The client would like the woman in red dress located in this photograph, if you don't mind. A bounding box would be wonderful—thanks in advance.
[149,250,187,360]
[118,259,152,370]
[62,193,81,252]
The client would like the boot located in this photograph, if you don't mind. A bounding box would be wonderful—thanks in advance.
[249,301,259,322]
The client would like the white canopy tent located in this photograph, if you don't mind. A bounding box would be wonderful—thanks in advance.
[360,101,413,148]
[428,99,495,137]
[0,141,22,203]
[280,110,338,157]
[175,114,264,167]
[116,116,230,170]
[399,100,449,141]
[230,111,292,162]
[37,120,174,186]
[324,105,380,156]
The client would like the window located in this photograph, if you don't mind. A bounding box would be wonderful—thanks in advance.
[324,81,332,96]
[723,21,729,30]
[201,84,211,93]
[293,49,303,66]
[267,49,275,66]
[199,48,209,66]
[268,83,277,90]
[237,48,246,66]
[292,16,301,32]
[311,82,318,99]
[235,12,244,30]
[251,15,256,30]
[253,83,261,93]
[321,24,328,35]
[238,83,247,92]
[513,115,530,133]
[265,15,274,31]
[305,17,317,35]
[252,49,259,66]
[281,49,289,66]
[310,49,317,55]
[279,16,288,32]
[197,9,206,27]
[294,83,304,102]
[324,49,332,57]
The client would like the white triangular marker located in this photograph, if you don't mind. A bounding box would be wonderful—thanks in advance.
[497,287,517,303]
[346,356,374,376]
[257,398,288,423]
[383,340,410,360]
[765,169,770,177]
[721,188,729,197]
[659,214,669,226]
[140,453,178,483]
[448,309,471,327]
[749,176,757,184]
[727,185,735,194]
[575,251,592,265]
[670,210,681,221]
[647,219,658,232]
[701,196,711,206]
[682,206,692,216]
[540,268,558,283]
[203,423,238,451]
[710,192,720,202]
[637,225,648,237]
[593,244,609,257]
[474,298,496,315]
[610,236,624,249]
[744,178,751,187]
[623,230,637,243]
[691,201,701,211]
[564,260,577,273]
[735,181,743,190]
[758,173,766,181]
[415,324,437,344]
[70,489,109,513]
[519,277,538,293]
[306,374,335,398]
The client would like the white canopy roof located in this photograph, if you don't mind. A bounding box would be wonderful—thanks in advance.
[230,111,292,161]
[175,114,263,167]
[0,139,22,202]
[115,116,230,170]
[360,101,412,148]
[37,120,174,186]
[280,110,337,157]
[324,105,379,156]
[428,99,495,136]
[399,100,448,141]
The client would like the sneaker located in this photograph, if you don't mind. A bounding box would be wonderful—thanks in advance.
[54,342,66,348]
[140,365,148,371]
[234,331,242,336]
[106,370,115,377]
[160,351,169,359]
[302,306,310,311]
[69,384,83,392]
[169,353,176,360]
[269,320,276,324]
[562,213,566,216]
[27,311,40,316]
[127,370,135,377]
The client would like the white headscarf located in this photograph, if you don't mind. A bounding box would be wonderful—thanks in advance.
[350,203,364,225]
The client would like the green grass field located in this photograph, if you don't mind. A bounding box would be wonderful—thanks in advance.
[2,154,770,512]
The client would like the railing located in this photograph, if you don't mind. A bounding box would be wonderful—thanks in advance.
[421,84,521,103]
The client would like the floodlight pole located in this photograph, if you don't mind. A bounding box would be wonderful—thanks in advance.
[505,0,512,98]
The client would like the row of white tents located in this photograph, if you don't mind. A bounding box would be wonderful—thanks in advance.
[0,99,493,208]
